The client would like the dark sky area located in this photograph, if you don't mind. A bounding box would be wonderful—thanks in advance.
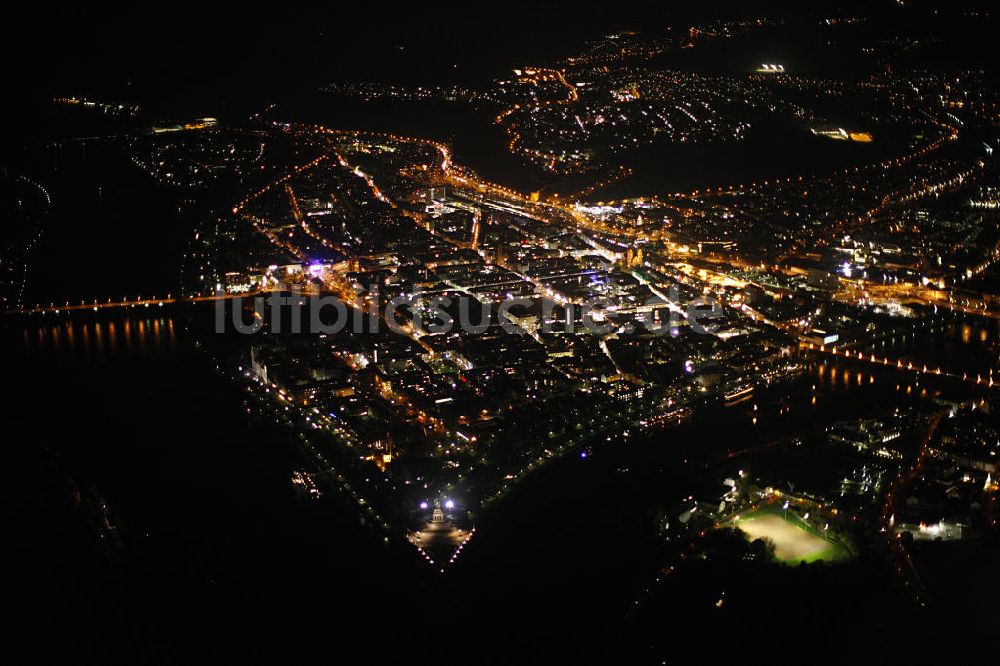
[8,3,869,98]
[2,1,994,124]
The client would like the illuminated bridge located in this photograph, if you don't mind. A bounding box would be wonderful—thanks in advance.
[5,291,273,317]
[802,343,998,390]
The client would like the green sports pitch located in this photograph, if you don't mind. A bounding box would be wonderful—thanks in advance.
[730,504,851,564]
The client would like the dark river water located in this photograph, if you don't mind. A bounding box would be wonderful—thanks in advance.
[6,303,997,660]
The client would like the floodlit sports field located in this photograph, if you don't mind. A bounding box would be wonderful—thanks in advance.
[733,507,849,563]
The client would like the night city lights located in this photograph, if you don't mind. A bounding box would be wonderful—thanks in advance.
[3,2,1000,663]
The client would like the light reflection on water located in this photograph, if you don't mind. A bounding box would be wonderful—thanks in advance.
[15,314,178,364]
[724,316,998,432]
